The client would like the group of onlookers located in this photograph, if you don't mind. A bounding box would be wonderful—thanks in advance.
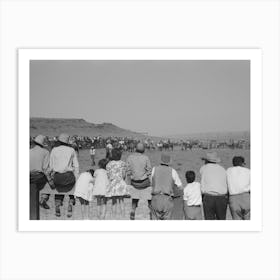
[30,133,250,220]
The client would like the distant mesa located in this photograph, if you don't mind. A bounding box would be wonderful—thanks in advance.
[30,117,145,138]
[30,117,250,141]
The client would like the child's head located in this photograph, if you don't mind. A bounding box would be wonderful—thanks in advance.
[232,156,245,167]
[98,158,109,169]
[185,170,196,183]
[87,169,95,177]
[111,148,122,161]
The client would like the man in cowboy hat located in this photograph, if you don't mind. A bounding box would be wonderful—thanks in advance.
[226,156,250,220]
[30,135,52,219]
[150,153,182,220]
[49,133,79,218]
[200,152,228,220]
[126,142,152,220]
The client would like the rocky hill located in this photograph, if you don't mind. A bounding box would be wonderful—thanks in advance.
[30,118,146,138]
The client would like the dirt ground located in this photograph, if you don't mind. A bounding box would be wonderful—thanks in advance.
[39,147,250,220]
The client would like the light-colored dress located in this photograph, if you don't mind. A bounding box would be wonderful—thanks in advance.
[92,168,109,196]
[74,172,94,201]
[106,160,129,197]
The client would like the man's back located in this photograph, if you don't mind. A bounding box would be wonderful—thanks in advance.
[126,153,151,180]
[200,163,227,195]
[50,145,79,177]
[227,166,250,195]
[30,145,49,173]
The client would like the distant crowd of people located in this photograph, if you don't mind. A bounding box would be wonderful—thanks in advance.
[30,133,250,220]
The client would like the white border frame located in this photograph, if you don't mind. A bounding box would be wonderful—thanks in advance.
[18,48,262,232]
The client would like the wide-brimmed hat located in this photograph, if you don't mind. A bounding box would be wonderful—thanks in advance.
[161,153,172,165]
[201,152,221,163]
[136,142,145,153]
[34,135,46,146]
[58,133,70,144]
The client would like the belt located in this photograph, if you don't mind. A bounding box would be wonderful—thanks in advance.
[152,192,172,197]
[230,191,250,196]
[203,193,227,197]
[186,205,201,207]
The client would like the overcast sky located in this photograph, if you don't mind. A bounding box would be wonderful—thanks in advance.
[30,60,250,136]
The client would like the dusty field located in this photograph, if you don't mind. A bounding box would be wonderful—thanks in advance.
[40,147,250,220]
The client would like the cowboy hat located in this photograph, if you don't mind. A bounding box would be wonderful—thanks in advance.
[161,153,172,165]
[58,133,70,144]
[201,152,221,163]
[34,135,46,146]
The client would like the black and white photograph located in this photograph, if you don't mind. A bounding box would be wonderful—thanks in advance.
[30,59,251,221]
[18,49,261,231]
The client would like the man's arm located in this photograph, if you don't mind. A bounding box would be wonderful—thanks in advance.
[125,156,132,177]
[49,150,54,172]
[145,157,152,176]
[42,151,50,174]
[172,169,183,189]
[72,150,79,179]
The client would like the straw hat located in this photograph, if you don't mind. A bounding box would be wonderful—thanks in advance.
[161,153,172,165]
[34,135,46,146]
[201,152,221,163]
[58,133,70,144]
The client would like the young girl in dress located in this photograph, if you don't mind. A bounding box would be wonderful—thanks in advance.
[74,169,95,219]
[92,158,109,219]
[106,148,129,219]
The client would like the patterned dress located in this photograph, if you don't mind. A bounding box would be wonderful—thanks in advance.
[106,160,129,197]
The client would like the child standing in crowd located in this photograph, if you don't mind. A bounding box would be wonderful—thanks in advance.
[183,170,202,220]
[106,148,129,219]
[74,169,95,219]
[92,159,110,219]
[89,146,96,166]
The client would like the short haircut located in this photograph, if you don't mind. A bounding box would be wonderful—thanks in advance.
[111,148,122,161]
[232,156,245,167]
[98,158,109,169]
[185,170,196,183]
[87,169,95,177]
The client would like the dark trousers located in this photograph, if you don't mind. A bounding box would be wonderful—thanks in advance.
[131,198,152,209]
[131,199,152,219]
[40,193,50,201]
[53,171,76,207]
[202,194,228,220]
[150,194,174,220]
[30,171,48,220]
[55,195,75,207]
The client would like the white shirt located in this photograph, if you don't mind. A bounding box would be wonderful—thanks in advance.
[226,166,250,195]
[49,145,79,179]
[151,167,182,187]
[183,182,202,206]
[74,172,94,201]
[200,163,227,195]
[106,143,113,150]
[92,169,109,196]
[90,148,96,155]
